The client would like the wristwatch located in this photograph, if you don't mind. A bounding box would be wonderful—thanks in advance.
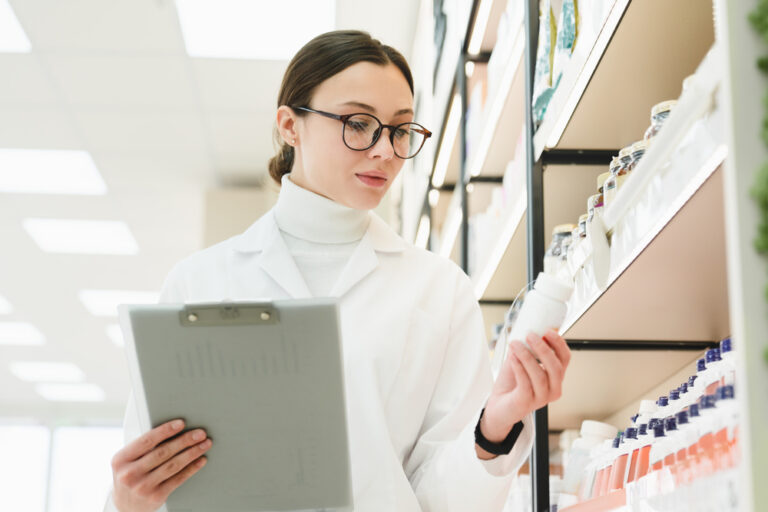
[474,408,524,456]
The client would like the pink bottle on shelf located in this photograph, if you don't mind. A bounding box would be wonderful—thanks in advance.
[626,423,647,484]
[609,427,637,491]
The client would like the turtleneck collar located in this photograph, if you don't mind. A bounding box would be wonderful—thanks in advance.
[274,173,371,244]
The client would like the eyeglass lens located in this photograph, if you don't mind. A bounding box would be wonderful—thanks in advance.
[343,114,426,159]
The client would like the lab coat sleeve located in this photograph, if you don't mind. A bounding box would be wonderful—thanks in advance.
[404,267,534,512]
[102,264,188,511]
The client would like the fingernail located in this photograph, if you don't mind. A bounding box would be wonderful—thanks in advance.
[172,420,184,430]
[192,430,205,441]
[200,439,212,450]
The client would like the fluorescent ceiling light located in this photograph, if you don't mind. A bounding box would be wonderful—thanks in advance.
[0,293,12,314]
[414,215,431,249]
[36,383,105,402]
[176,0,335,60]
[10,362,86,383]
[106,324,124,347]
[23,219,139,255]
[0,149,107,195]
[0,322,45,345]
[431,94,462,188]
[428,189,440,208]
[79,290,159,317]
[0,0,31,53]
[467,0,493,55]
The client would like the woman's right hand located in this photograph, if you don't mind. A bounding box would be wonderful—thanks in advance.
[111,419,212,512]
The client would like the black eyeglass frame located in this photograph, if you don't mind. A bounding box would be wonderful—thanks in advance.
[292,106,432,159]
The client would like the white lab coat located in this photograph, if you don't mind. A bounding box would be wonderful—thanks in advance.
[105,209,533,512]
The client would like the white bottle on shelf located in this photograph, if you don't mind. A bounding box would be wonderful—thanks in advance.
[562,420,618,495]
[719,338,736,386]
[492,272,573,377]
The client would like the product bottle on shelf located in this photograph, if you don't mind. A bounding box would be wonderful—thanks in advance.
[668,389,682,417]
[583,438,613,501]
[609,427,636,491]
[696,394,718,478]
[703,349,724,395]
[561,420,618,496]
[656,395,670,421]
[692,358,708,399]
[626,423,647,484]
[635,399,657,426]
[662,417,679,469]
[713,385,739,471]
[597,435,621,497]
[649,423,667,473]
[719,338,736,386]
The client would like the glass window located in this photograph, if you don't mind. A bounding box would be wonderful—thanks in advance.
[48,426,123,512]
[0,424,50,512]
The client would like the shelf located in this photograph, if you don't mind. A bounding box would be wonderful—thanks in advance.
[561,162,729,342]
[533,0,715,158]
[466,30,526,178]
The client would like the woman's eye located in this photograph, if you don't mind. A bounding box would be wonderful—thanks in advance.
[394,127,410,139]
[348,121,369,132]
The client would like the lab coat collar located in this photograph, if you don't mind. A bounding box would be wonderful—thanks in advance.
[233,210,406,298]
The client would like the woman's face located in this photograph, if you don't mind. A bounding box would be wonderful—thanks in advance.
[278,61,415,210]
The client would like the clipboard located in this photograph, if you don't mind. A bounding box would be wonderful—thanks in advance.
[118,299,353,512]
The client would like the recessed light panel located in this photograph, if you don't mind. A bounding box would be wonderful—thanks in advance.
[0,149,107,195]
[10,361,86,383]
[36,383,105,402]
[0,0,31,53]
[23,219,139,255]
[176,0,335,60]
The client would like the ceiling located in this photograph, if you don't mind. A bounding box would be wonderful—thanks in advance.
[0,0,421,422]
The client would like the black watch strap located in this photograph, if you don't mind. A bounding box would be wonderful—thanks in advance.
[474,408,525,456]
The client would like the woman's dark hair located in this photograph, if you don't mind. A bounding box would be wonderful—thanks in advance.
[268,30,414,185]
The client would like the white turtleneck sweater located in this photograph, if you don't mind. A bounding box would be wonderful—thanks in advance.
[274,174,370,297]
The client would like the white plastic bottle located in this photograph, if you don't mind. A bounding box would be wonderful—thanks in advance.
[562,420,618,495]
[492,272,573,377]
[719,338,736,386]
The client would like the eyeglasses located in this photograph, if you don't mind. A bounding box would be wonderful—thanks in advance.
[292,106,432,159]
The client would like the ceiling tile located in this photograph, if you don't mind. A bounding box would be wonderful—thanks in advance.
[206,112,274,180]
[0,107,81,148]
[0,54,58,106]
[335,0,419,60]
[191,58,285,112]
[45,54,197,108]
[10,0,186,54]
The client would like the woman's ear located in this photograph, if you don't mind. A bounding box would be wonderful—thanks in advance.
[277,106,299,146]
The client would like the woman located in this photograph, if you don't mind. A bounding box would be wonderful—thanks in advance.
[107,30,571,512]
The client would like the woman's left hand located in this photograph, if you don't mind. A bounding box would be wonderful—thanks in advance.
[480,329,572,444]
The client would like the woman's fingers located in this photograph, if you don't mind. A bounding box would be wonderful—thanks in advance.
[146,437,212,487]
[543,329,572,367]
[528,333,565,401]
[156,456,208,500]
[511,341,548,403]
[113,419,185,467]
[506,346,532,398]
[136,428,209,474]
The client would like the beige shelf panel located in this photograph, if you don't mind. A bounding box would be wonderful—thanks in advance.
[536,0,715,155]
[479,211,528,302]
[549,349,701,431]
[478,0,512,53]
[563,167,730,342]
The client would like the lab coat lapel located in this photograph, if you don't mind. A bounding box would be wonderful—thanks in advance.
[329,232,379,298]
[235,212,312,299]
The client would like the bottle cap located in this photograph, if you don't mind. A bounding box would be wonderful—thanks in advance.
[720,385,735,400]
[638,424,648,436]
[533,272,574,302]
[597,172,611,191]
[580,420,618,440]
[664,417,677,431]
[713,347,722,361]
[653,424,665,438]
[701,395,717,409]
[610,156,621,171]
[648,418,659,429]
[630,414,639,424]
[612,436,621,449]
[618,146,633,160]
[679,382,688,394]
[630,140,650,154]
[553,224,577,235]
[676,411,689,425]
[706,349,717,363]
[624,427,638,440]
[689,403,700,417]
[720,337,732,354]
[657,396,669,407]
[669,389,680,401]
[638,399,657,415]
[697,358,706,372]
[688,375,697,386]
[651,100,677,117]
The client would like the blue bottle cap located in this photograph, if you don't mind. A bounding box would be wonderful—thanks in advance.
[676,411,689,425]
[679,382,688,394]
[721,384,735,400]
[630,414,639,424]
[638,424,648,436]
[612,436,621,448]
[689,403,700,417]
[653,424,665,438]
[669,389,680,401]
[706,349,717,363]
[625,427,638,440]
[720,337,732,354]
[657,396,669,407]
[664,417,677,431]
[689,375,698,386]
[697,358,707,372]
[701,395,717,409]
[648,418,659,429]
[713,347,722,361]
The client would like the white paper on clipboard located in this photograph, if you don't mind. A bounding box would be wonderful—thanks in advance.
[118,299,353,512]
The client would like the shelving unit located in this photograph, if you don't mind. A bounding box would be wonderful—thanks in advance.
[413,0,764,510]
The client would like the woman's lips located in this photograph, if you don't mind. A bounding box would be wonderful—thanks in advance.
[356,173,388,188]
